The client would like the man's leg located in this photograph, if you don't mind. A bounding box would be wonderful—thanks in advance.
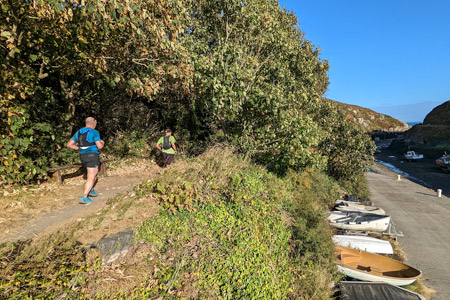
[163,152,169,168]
[166,154,174,166]
[83,167,99,196]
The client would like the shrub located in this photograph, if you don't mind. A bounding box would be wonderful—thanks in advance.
[135,147,341,299]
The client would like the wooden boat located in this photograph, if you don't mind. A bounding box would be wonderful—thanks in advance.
[403,151,423,161]
[328,211,390,232]
[333,235,393,254]
[339,281,426,300]
[335,246,422,286]
[335,202,385,215]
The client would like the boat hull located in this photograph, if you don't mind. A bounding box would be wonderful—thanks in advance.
[404,151,423,161]
[332,235,393,254]
[335,206,385,215]
[335,246,421,286]
[328,212,391,232]
[337,265,418,286]
[339,281,426,300]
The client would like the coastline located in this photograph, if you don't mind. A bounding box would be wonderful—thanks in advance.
[373,144,450,197]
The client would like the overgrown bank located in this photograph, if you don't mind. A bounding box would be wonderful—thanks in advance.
[1,148,347,299]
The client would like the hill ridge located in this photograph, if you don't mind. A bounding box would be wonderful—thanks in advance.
[326,98,410,132]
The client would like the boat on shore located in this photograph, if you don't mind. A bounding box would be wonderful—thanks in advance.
[335,246,422,286]
[328,211,390,232]
[403,151,423,161]
[335,202,385,215]
[332,235,393,254]
[436,153,450,172]
[338,281,426,300]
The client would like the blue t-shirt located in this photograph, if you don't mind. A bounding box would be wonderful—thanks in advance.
[72,128,101,154]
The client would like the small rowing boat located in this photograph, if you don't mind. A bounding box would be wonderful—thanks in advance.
[335,202,385,215]
[332,235,393,254]
[328,211,390,232]
[335,246,422,286]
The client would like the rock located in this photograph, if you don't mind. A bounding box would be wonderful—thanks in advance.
[89,229,135,265]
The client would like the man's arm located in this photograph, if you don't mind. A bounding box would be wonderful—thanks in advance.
[155,138,162,150]
[171,142,177,152]
[66,139,79,151]
[95,140,105,150]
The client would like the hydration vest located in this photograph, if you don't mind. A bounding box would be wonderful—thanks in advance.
[163,136,172,150]
[78,129,96,149]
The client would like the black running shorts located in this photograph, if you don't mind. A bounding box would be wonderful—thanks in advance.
[80,153,100,168]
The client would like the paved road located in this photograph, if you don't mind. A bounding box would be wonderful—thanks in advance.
[368,164,450,300]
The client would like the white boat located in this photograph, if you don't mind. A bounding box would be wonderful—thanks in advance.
[328,211,391,232]
[332,235,393,254]
[339,281,426,300]
[335,246,422,286]
[336,199,361,205]
[436,153,450,172]
[335,202,385,215]
[404,151,423,161]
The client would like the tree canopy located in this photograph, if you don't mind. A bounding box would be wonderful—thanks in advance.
[1,0,373,186]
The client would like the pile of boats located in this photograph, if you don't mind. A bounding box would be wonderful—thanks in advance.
[329,197,423,298]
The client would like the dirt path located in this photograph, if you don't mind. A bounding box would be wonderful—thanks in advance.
[368,163,450,300]
[0,159,160,244]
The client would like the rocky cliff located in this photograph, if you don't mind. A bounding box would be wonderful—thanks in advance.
[403,100,450,148]
[423,100,450,126]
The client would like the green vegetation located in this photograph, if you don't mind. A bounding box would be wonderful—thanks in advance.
[1,0,374,189]
[1,0,378,298]
[136,148,341,299]
[0,148,345,299]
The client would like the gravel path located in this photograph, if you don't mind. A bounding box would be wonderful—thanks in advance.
[368,163,450,300]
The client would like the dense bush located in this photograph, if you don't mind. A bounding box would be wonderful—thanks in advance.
[134,147,341,299]
[1,0,373,188]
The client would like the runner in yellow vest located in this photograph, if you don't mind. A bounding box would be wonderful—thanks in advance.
[155,129,177,168]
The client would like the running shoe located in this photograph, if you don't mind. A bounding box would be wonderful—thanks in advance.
[89,189,98,197]
[80,197,93,204]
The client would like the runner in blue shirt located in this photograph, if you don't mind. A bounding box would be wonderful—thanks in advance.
[67,117,105,204]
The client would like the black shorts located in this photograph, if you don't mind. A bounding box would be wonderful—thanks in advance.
[80,153,100,168]
[162,152,174,165]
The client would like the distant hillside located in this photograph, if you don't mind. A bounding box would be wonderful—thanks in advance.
[403,100,450,148]
[423,100,450,126]
[327,99,409,132]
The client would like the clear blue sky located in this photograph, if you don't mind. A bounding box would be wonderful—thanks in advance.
[278,0,450,122]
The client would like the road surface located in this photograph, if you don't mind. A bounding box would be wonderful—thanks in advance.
[368,163,450,300]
